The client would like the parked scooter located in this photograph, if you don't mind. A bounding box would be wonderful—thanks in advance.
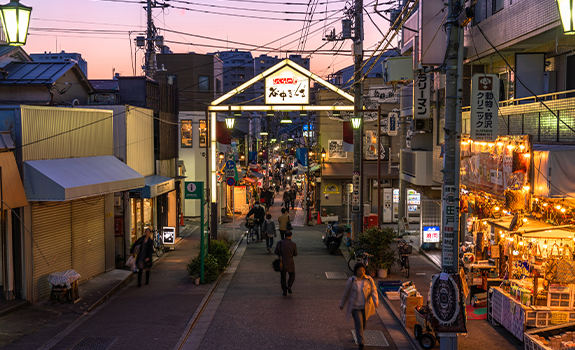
[322,221,349,254]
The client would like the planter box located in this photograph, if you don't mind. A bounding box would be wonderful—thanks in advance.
[321,215,338,223]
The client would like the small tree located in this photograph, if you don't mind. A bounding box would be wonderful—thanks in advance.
[359,227,396,271]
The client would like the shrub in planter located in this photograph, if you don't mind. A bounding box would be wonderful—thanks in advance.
[210,239,232,271]
[186,254,220,283]
[359,227,396,273]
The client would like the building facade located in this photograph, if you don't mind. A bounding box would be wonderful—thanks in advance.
[30,51,88,77]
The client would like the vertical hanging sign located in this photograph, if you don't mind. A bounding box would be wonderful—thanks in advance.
[387,112,398,136]
[442,186,456,269]
[414,73,431,119]
[470,74,500,141]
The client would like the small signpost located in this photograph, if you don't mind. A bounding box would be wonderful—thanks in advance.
[224,160,237,240]
[185,181,207,283]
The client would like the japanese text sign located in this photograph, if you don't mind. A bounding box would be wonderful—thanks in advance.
[265,66,309,104]
[442,185,457,269]
[414,73,431,119]
[387,112,398,136]
[423,226,440,243]
[471,74,500,141]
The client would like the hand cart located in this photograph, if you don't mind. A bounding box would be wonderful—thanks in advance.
[413,305,439,349]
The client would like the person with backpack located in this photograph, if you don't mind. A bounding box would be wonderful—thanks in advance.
[262,214,277,253]
[277,208,291,240]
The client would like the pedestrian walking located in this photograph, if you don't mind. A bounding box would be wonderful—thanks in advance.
[290,188,297,209]
[262,214,277,253]
[282,190,291,213]
[130,228,154,287]
[339,263,379,350]
[246,201,266,242]
[277,208,291,240]
[274,230,298,296]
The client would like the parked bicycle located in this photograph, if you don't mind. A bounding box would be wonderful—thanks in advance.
[396,238,413,278]
[347,247,372,272]
[153,229,164,257]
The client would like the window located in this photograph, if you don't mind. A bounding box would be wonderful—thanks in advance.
[474,0,504,24]
[199,120,207,148]
[198,75,210,92]
[167,75,176,85]
[216,79,221,94]
[181,120,193,148]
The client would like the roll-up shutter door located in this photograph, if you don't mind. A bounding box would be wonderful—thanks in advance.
[33,202,72,301]
[72,197,105,282]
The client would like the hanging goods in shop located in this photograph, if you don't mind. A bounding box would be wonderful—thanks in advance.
[505,189,526,212]
[556,259,575,284]
[429,274,460,325]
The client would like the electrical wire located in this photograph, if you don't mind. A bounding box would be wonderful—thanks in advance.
[168,0,339,14]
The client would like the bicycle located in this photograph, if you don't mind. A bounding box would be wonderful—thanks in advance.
[244,218,260,244]
[153,230,164,257]
[396,239,413,278]
[348,247,372,272]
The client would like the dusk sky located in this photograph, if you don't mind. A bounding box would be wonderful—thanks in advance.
[23,0,395,79]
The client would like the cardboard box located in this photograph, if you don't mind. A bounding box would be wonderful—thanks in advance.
[404,315,417,331]
[405,296,424,309]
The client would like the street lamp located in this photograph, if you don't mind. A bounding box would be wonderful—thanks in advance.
[280,116,292,124]
[0,0,32,46]
[557,0,575,34]
[321,148,326,160]
[351,116,361,129]
[225,115,235,129]
[218,152,224,161]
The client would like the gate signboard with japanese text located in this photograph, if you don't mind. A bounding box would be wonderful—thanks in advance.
[265,66,309,104]
[470,74,499,141]
[442,186,456,269]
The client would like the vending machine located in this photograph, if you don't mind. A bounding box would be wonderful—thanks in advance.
[383,188,393,223]
[407,189,421,224]
[392,188,400,223]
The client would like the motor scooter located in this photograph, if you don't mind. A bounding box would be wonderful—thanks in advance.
[322,221,348,254]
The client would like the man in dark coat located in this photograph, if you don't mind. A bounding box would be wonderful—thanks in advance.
[130,228,154,287]
[246,201,266,242]
[282,190,291,213]
[290,188,297,210]
[274,230,298,296]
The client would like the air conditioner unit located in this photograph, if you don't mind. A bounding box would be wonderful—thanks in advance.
[400,149,434,186]
[373,179,392,187]
[384,56,413,83]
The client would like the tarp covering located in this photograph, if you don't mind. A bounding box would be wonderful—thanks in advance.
[533,145,575,198]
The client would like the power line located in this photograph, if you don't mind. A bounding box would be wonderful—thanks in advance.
[168,0,340,14]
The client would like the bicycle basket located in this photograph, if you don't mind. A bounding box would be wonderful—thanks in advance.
[400,245,413,254]
[245,218,255,228]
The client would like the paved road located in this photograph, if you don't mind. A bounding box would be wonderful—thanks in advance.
[183,189,402,350]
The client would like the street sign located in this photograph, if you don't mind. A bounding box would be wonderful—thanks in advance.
[162,226,175,246]
[352,174,360,212]
[470,74,500,141]
[414,73,431,119]
[216,172,222,182]
[388,112,398,136]
[185,181,203,200]
[225,160,236,169]
[226,177,236,186]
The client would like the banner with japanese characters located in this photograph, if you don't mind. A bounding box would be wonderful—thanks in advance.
[470,74,500,141]
[414,73,431,119]
[265,66,309,104]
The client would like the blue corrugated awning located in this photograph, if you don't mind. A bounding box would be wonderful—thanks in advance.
[131,175,175,198]
[24,156,145,201]
[251,171,264,178]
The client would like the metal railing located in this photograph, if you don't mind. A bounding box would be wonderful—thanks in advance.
[462,89,575,112]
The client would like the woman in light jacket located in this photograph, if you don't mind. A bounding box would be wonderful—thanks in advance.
[339,263,379,350]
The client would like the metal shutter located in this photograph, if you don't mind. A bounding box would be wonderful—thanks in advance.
[33,202,72,301]
[72,197,105,282]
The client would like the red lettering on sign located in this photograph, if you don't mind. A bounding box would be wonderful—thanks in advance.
[273,77,298,85]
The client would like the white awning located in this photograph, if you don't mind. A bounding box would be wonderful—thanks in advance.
[24,156,145,201]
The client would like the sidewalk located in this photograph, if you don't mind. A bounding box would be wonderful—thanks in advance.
[380,243,523,350]
[0,222,200,350]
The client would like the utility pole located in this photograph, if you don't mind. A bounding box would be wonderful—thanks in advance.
[439,0,463,349]
[352,0,364,241]
[143,0,167,78]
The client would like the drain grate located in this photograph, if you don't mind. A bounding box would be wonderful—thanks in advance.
[351,330,389,347]
[71,337,117,350]
[325,271,348,279]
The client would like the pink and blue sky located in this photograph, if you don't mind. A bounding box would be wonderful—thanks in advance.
[23,0,394,79]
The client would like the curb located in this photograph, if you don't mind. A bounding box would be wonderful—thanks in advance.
[173,233,246,350]
[0,300,29,317]
[419,249,442,269]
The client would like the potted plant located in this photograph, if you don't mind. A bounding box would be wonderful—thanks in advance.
[359,227,396,278]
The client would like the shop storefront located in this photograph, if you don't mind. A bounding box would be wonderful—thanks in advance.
[129,175,176,245]
[24,155,144,301]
